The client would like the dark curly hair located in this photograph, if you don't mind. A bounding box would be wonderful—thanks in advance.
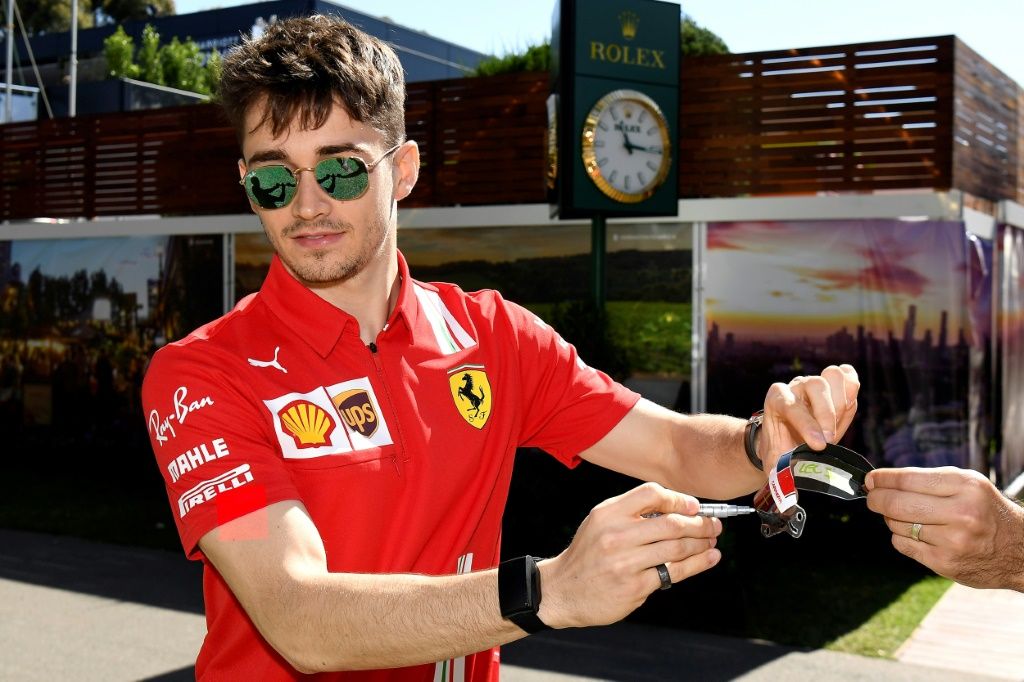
[219,14,406,146]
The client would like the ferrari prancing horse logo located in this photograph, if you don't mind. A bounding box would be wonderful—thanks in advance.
[448,364,492,429]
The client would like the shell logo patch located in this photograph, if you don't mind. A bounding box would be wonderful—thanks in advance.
[278,399,336,448]
[264,379,393,459]
[332,388,379,438]
[448,364,492,429]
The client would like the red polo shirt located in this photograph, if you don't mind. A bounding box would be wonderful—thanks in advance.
[142,252,639,681]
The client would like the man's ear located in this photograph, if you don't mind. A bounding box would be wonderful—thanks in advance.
[393,140,420,202]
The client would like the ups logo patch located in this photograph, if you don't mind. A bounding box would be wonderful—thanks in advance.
[447,364,492,429]
[331,388,379,438]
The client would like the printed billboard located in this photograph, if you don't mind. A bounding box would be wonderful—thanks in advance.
[706,219,991,470]
[0,235,223,432]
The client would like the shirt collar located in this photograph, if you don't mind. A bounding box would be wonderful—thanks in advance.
[389,250,418,335]
[260,251,416,358]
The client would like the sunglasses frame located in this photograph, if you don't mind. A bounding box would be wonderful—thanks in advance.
[239,142,402,210]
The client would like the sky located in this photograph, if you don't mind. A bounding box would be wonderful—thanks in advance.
[705,220,973,342]
[173,0,1024,86]
[13,237,165,317]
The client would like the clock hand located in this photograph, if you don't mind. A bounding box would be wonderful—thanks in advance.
[621,129,635,155]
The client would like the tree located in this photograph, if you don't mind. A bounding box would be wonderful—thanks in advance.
[137,23,164,85]
[93,0,175,24]
[160,36,204,93]
[19,0,94,35]
[200,49,222,97]
[472,42,551,77]
[469,16,728,76]
[680,17,728,56]
[101,22,220,96]
[103,25,139,79]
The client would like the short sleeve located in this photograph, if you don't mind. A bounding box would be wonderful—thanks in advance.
[500,299,641,466]
[142,341,301,559]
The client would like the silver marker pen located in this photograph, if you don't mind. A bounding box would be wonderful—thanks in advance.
[696,503,757,518]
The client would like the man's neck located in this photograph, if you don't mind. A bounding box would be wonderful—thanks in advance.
[305,256,401,346]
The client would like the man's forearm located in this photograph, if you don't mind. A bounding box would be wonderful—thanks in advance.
[203,503,530,674]
[1006,501,1024,593]
[271,569,525,673]
[206,490,725,674]
[663,413,765,499]
[580,401,765,500]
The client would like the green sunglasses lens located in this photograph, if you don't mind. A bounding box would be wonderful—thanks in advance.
[245,166,297,209]
[315,157,369,201]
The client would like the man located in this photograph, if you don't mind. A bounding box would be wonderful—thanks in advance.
[141,15,860,680]
[866,467,1024,591]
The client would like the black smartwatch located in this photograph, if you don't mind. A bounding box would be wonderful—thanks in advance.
[744,410,765,471]
[498,555,550,634]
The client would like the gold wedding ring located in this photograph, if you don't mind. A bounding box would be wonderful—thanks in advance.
[910,522,923,542]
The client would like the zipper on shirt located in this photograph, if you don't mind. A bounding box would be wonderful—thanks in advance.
[366,339,408,475]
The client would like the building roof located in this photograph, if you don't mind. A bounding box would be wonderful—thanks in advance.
[19,0,486,82]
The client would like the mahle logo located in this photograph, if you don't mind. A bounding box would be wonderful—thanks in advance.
[448,365,492,429]
[278,400,336,448]
[332,388,379,437]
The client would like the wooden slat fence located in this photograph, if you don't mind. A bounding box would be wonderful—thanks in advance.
[678,36,958,196]
[1,105,248,220]
[951,38,1020,203]
[404,71,549,208]
[2,36,1021,222]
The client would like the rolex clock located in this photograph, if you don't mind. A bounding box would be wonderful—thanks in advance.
[580,89,671,204]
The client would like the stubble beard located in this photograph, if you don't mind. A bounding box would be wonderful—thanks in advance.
[264,215,390,285]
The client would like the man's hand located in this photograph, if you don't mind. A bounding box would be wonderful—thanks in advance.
[758,364,860,470]
[866,467,1024,591]
[537,482,722,628]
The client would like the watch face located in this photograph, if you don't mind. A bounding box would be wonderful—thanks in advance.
[581,89,671,203]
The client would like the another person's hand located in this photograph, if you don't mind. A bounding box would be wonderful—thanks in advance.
[866,466,1024,591]
[758,364,860,470]
[537,482,722,628]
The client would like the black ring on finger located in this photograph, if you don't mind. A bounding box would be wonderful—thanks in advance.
[655,563,672,591]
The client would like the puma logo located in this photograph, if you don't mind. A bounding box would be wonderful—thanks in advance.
[248,346,288,374]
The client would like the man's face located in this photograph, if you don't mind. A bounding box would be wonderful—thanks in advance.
[238,101,415,286]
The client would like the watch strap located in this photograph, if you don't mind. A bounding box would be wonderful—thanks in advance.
[498,555,550,634]
[744,410,765,471]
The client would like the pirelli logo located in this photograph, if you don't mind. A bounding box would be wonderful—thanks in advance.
[177,464,254,518]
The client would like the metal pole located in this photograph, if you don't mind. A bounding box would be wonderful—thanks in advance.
[691,220,707,414]
[590,213,606,309]
[223,233,235,314]
[4,0,13,123]
[69,0,78,117]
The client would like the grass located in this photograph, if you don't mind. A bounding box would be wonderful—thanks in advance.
[607,301,691,375]
[503,456,948,657]
[524,300,692,376]
[826,575,953,657]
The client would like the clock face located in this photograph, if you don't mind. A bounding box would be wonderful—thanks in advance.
[581,90,671,203]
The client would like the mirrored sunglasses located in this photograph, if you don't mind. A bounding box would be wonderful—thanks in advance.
[240,143,401,210]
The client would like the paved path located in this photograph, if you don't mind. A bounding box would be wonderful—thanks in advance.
[896,582,1024,680]
[0,529,1012,681]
